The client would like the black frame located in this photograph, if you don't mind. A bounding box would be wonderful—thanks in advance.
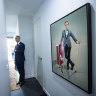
[50,3,92,93]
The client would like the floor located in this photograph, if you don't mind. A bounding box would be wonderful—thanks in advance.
[11,78,47,96]
[9,61,20,91]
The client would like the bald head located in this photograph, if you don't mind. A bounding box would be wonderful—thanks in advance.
[15,35,20,43]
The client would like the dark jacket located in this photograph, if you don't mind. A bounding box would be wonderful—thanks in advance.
[14,42,25,63]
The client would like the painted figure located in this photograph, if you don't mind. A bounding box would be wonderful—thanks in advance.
[61,20,80,70]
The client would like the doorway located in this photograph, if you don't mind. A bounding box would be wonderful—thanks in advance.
[7,37,20,91]
[34,18,43,86]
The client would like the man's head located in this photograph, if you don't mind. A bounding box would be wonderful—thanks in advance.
[64,20,69,30]
[15,35,20,43]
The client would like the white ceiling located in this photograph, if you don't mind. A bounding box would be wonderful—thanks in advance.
[5,0,45,16]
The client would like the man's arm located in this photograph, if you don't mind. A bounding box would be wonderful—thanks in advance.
[14,46,16,63]
[15,44,25,54]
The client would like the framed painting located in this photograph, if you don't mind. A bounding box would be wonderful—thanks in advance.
[50,3,92,93]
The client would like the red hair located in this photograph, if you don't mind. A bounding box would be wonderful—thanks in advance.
[64,20,69,25]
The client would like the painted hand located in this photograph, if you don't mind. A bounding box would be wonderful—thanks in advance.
[76,41,80,44]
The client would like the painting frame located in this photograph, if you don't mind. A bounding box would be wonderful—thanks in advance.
[50,3,92,93]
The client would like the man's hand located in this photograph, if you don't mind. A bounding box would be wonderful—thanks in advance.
[14,61,16,65]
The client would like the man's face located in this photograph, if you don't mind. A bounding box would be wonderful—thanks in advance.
[15,37,20,43]
[65,22,69,29]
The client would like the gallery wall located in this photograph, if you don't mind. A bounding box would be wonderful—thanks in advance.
[18,16,34,78]
[33,0,96,96]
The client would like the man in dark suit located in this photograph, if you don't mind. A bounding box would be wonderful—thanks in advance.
[61,20,80,70]
[14,36,25,86]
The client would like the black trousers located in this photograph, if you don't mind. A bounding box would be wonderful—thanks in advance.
[16,62,25,82]
[64,45,74,67]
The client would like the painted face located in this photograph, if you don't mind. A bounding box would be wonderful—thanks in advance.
[65,22,69,29]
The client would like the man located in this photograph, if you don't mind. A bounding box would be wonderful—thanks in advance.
[61,20,80,70]
[14,36,25,86]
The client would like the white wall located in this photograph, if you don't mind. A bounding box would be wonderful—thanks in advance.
[6,15,18,33]
[18,16,34,79]
[0,0,10,96]
[33,0,96,96]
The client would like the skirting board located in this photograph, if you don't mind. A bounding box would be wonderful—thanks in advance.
[43,87,51,96]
